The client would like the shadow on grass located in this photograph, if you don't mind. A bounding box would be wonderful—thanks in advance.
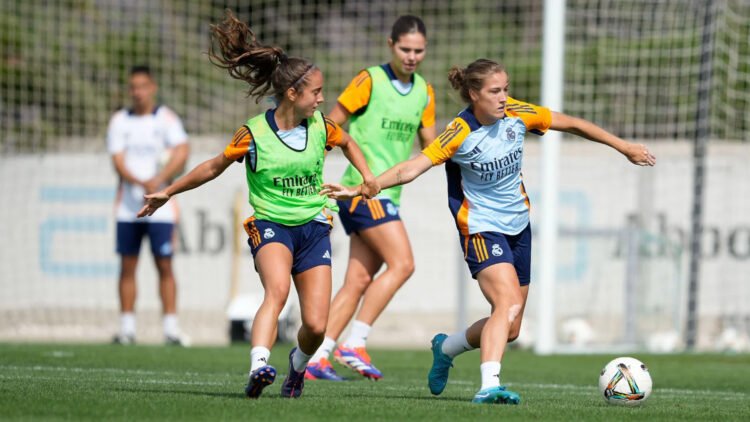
[111,385,470,403]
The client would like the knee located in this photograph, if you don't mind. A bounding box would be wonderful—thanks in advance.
[345,270,373,294]
[263,287,290,309]
[154,260,175,279]
[388,256,415,281]
[302,318,327,339]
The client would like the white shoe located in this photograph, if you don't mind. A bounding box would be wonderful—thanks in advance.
[112,333,136,345]
[165,333,191,347]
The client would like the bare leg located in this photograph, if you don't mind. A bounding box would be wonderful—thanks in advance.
[465,284,530,347]
[154,256,177,314]
[354,221,415,325]
[252,243,293,349]
[325,234,383,340]
[293,265,333,354]
[474,263,525,363]
[119,255,139,312]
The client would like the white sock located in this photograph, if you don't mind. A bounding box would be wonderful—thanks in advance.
[480,361,502,390]
[343,320,371,348]
[310,336,337,363]
[120,312,136,336]
[163,314,180,338]
[292,347,313,372]
[441,331,474,358]
[250,346,271,373]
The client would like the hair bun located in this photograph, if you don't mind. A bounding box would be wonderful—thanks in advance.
[447,66,465,90]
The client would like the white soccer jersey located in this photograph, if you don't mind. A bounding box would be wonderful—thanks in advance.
[106,105,188,223]
[422,98,552,236]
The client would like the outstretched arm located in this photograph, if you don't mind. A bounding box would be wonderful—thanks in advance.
[551,112,656,166]
[137,153,233,217]
[377,154,434,190]
[321,154,433,201]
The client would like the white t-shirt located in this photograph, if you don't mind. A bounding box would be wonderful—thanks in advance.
[106,105,188,223]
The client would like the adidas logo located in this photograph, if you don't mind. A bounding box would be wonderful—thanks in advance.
[322,250,331,259]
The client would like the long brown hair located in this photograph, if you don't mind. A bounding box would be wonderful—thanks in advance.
[208,10,317,103]
[448,59,506,104]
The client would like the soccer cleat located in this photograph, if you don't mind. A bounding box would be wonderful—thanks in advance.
[280,348,306,398]
[471,386,521,405]
[333,346,383,380]
[244,366,277,399]
[428,333,454,395]
[112,333,136,345]
[305,358,346,381]
[164,333,192,347]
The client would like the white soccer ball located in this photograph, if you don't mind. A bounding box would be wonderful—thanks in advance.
[598,357,652,406]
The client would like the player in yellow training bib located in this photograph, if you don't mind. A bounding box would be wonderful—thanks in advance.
[137,11,379,400]
[305,15,437,381]
[322,58,656,404]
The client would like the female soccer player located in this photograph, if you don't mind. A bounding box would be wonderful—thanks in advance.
[322,58,656,403]
[305,15,436,381]
[138,11,379,399]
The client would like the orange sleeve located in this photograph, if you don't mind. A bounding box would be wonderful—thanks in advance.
[421,118,471,165]
[223,125,253,161]
[324,116,344,149]
[505,97,552,135]
[336,70,372,114]
[420,83,436,128]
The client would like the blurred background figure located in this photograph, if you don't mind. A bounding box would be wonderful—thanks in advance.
[106,65,190,346]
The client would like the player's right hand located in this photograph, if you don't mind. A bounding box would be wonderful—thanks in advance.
[320,183,361,201]
[137,191,170,217]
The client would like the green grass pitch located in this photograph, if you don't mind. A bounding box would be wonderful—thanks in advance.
[1,343,748,421]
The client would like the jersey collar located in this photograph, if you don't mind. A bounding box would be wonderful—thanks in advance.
[381,63,414,84]
[265,108,308,132]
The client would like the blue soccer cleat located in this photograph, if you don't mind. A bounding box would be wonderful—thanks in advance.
[428,333,454,395]
[244,365,276,399]
[471,386,521,405]
[280,348,307,398]
[305,358,346,381]
[333,346,383,380]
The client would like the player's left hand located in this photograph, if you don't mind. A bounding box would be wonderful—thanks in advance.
[138,191,170,217]
[625,143,656,166]
[320,183,361,201]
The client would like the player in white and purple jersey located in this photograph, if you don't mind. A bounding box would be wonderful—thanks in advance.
[322,58,656,405]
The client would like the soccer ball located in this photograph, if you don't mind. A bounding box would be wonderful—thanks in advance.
[598,357,652,406]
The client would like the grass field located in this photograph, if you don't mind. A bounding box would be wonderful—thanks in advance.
[1,343,748,421]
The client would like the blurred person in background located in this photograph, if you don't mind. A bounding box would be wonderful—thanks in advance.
[306,15,436,382]
[322,58,656,404]
[137,11,378,399]
[106,65,190,346]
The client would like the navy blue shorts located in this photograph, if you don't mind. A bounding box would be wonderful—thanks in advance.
[459,224,532,285]
[337,197,401,235]
[116,221,175,257]
[243,218,332,275]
